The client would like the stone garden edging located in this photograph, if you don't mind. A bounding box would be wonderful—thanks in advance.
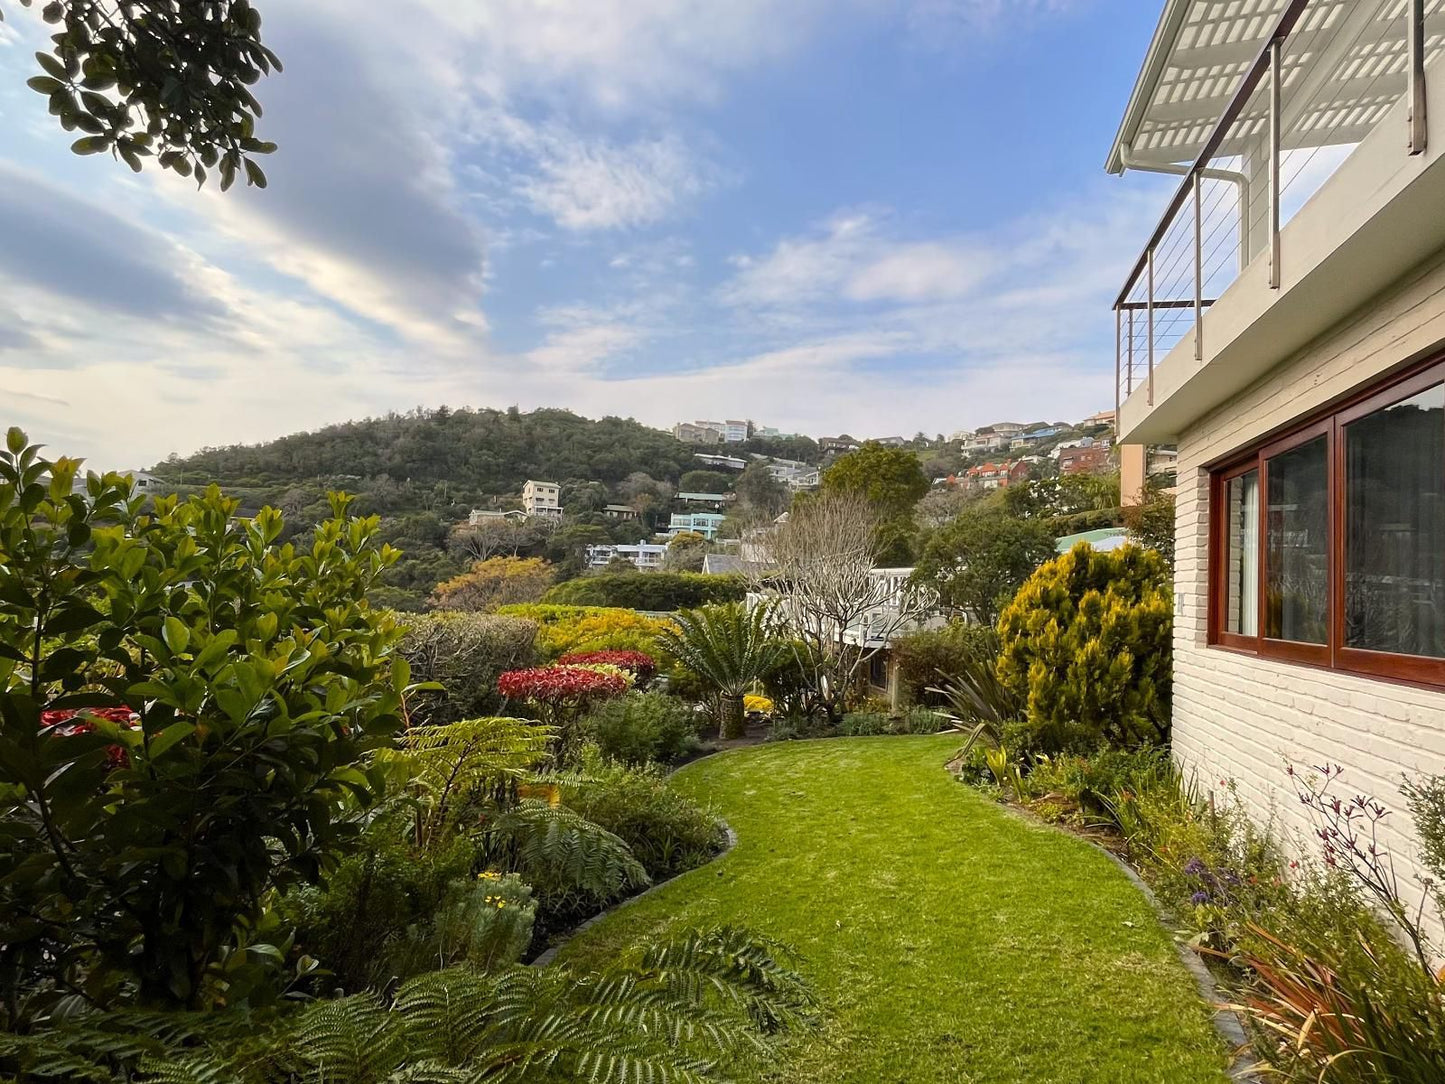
[530,821,738,969]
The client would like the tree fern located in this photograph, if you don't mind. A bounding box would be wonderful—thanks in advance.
[480,799,649,906]
[387,717,554,846]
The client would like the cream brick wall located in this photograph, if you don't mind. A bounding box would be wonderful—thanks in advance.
[1174,249,1445,935]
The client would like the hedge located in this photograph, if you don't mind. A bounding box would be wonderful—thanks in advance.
[544,572,745,611]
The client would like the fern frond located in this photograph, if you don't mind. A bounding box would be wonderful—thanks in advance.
[482,799,649,903]
[636,925,816,1032]
[386,717,555,843]
[290,994,408,1083]
[391,967,503,1064]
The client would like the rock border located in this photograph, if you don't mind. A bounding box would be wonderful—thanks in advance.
[530,821,738,969]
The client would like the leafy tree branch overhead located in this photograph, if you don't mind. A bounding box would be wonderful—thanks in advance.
[7,0,279,188]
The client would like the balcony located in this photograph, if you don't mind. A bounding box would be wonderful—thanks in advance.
[1112,0,1445,444]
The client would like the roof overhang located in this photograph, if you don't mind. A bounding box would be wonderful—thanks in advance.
[1107,0,1445,176]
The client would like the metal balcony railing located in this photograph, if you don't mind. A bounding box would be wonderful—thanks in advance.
[1115,0,1445,418]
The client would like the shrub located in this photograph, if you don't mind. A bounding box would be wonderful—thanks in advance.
[893,706,948,734]
[498,665,629,761]
[577,690,701,766]
[397,611,539,724]
[558,649,657,684]
[432,555,554,611]
[0,433,408,1013]
[891,621,1000,706]
[545,571,746,610]
[497,603,675,659]
[840,711,889,736]
[744,693,774,715]
[997,542,1172,752]
[560,748,726,882]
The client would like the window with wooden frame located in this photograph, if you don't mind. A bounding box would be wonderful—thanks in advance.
[1208,356,1445,686]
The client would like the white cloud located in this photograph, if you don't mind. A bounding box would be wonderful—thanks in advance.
[512,128,716,231]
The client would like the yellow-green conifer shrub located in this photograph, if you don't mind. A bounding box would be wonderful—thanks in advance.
[996,542,1172,752]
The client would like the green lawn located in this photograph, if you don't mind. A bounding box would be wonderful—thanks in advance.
[556,735,1231,1084]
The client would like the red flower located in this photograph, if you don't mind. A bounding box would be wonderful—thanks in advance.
[498,665,628,705]
[556,650,656,682]
[40,707,138,768]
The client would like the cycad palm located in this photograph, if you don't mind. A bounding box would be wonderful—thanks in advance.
[659,603,783,739]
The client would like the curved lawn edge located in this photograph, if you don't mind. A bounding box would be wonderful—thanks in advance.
[532,820,739,968]
[551,736,1237,1083]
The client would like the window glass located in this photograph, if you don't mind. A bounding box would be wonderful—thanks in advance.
[1344,384,1445,658]
[1226,470,1259,636]
[1265,436,1329,643]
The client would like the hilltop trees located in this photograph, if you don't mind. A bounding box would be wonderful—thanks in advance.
[156,408,696,493]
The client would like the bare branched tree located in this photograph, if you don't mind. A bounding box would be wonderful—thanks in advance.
[449,518,546,562]
[748,492,932,719]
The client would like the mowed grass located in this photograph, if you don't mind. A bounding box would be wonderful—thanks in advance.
[556,735,1231,1084]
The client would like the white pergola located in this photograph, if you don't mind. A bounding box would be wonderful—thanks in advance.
[1107,0,1445,175]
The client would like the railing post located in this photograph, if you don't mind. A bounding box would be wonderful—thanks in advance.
[1115,305,1122,421]
[1268,38,1282,290]
[1194,172,1204,361]
[1146,247,1155,406]
[1409,0,1428,155]
[1127,308,1135,396]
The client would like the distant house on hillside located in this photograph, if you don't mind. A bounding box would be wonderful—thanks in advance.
[602,504,638,520]
[964,459,1029,491]
[674,422,723,445]
[693,453,747,470]
[675,420,749,444]
[871,436,907,447]
[1059,444,1113,475]
[666,511,726,540]
[467,508,526,526]
[961,431,1009,454]
[521,480,562,518]
[765,460,821,490]
[818,436,860,456]
[586,543,667,570]
[675,492,734,511]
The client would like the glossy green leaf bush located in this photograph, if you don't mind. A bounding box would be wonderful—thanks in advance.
[0,429,408,1014]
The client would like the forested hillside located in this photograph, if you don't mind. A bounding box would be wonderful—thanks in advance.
[155,406,695,491]
[147,407,701,610]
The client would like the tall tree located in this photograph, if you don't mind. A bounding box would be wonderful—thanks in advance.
[821,442,930,518]
[735,460,790,518]
[10,0,280,187]
[820,442,930,564]
[913,505,1056,625]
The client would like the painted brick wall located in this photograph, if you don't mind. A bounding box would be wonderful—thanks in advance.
[1174,248,1445,936]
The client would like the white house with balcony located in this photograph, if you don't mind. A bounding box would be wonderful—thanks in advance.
[520,480,562,518]
[1110,0,1445,928]
[585,543,668,570]
[666,511,726,540]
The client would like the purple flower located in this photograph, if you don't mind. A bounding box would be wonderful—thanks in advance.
[1190,891,1209,906]
[1183,857,1207,877]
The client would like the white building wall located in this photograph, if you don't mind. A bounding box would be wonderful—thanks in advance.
[1173,248,1445,936]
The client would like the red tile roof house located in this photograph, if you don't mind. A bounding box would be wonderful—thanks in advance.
[1058,444,1113,475]
[964,459,1029,491]
[1109,0,1445,934]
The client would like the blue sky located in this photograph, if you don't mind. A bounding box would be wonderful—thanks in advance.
[0,0,1176,468]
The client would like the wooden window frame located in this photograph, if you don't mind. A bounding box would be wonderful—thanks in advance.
[1207,354,1445,688]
